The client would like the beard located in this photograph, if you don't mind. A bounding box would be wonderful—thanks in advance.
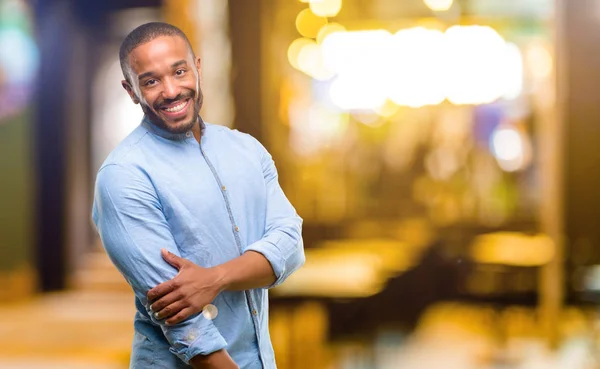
[141,86,204,134]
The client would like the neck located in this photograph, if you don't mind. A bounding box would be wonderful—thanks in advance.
[192,115,204,143]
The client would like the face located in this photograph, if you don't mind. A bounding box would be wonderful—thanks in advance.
[122,35,203,134]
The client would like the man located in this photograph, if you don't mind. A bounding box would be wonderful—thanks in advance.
[92,22,305,369]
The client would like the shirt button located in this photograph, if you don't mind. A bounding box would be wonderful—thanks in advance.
[186,132,191,137]
[252,309,257,316]
[234,226,239,232]
[221,185,226,191]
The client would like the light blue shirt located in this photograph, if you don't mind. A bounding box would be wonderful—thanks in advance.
[92,117,305,369]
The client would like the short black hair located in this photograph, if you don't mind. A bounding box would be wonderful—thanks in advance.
[119,22,194,82]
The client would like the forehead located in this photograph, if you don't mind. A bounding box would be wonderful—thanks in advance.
[127,35,192,75]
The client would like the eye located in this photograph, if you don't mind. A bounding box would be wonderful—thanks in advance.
[175,69,186,76]
[144,79,158,87]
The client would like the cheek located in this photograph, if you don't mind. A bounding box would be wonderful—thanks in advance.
[139,91,158,108]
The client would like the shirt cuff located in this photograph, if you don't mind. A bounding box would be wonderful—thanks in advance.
[245,238,287,288]
[168,315,228,364]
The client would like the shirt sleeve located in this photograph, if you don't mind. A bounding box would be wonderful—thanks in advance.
[92,164,227,364]
[244,137,306,287]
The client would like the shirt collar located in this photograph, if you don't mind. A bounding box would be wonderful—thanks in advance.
[141,115,205,141]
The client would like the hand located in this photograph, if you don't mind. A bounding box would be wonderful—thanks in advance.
[147,249,225,325]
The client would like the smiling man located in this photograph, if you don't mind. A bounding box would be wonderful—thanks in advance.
[92,22,305,369]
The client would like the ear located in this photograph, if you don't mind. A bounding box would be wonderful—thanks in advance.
[195,56,202,75]
[121,80,140,104]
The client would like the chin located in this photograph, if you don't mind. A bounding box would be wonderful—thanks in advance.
[164,117,196,133]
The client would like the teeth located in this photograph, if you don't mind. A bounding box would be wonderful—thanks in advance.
[164,101,187,113]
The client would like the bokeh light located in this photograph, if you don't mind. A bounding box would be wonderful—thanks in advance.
[0,0,39,121]
[490,125,532,172]
[316,22,346,44]
[295,8,327,39]
[388,27,447,108]
[288,37,314,71]
[444,25,511,105]
[423,0,454,12]
[309,0,342,18]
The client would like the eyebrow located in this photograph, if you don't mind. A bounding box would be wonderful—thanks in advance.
[137,60,189,81]
[171,60,188,69]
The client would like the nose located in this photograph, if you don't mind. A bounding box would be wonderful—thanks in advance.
[161,77,181,100]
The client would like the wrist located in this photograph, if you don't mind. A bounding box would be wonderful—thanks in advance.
[212,264,229,292]
[190,349,238,369]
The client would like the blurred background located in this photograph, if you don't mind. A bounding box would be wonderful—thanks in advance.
[2,0,600,368]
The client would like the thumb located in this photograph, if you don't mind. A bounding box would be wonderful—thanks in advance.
[161,248,186,270]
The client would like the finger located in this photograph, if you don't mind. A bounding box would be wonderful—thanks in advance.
[166,307,195,326]
[154,300,187,320]
[150,290,182,313]
[147,278,178,303]
[161,248,187,270]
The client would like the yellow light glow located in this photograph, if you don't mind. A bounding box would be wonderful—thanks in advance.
[321,29,391,74]
[322,30,390,110]
[423,0,453,11]
[297,42,335,81]
[309,0,342,17]
[471,233,555,267]
[287,37,314,71]
[273,252,384,298]
[374,100,400,117]
[296,25,523,109]
[388,27,447,108]
[444,25,510,105]
[527,43,553,80]
[329,77,388,111]
[289,102,348,156]
[316,22,346,44]
[295,8,327,39]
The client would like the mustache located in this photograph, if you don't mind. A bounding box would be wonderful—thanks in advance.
[154,91,195,110]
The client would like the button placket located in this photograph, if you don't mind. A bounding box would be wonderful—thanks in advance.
[199,143,265,368]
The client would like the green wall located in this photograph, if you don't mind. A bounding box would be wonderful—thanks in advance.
[0,109,33,271]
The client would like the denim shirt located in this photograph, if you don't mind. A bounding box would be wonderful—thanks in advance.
[92,117,305,369]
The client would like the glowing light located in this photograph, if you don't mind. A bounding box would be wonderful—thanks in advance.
[309,0,342,18]
[388,27,446,108]
[288,38,314,71]
[492,128,522,161]
[321,29,390,74]
[490,126,531,172]
[374,100,400,117]
[502,43,524,100]
[445,25,509,105]
[292,25,524,108]
[289,101,348,156]
[273,254,382,298]
[423,0,454,11]
[322,30,390,110]
[316,22,346,44]
[471,233,555,267]
[329,77,388,110]
[297,41,335,81]
[295,8,327,39]
[0,28,39,85]
[526,42,553,80]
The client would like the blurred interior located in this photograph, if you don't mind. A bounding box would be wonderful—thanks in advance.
[3,0,600,367]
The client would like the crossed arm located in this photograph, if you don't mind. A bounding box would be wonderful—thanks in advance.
[93,137,304,368]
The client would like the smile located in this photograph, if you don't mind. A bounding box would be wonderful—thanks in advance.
[161,99,190,113]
